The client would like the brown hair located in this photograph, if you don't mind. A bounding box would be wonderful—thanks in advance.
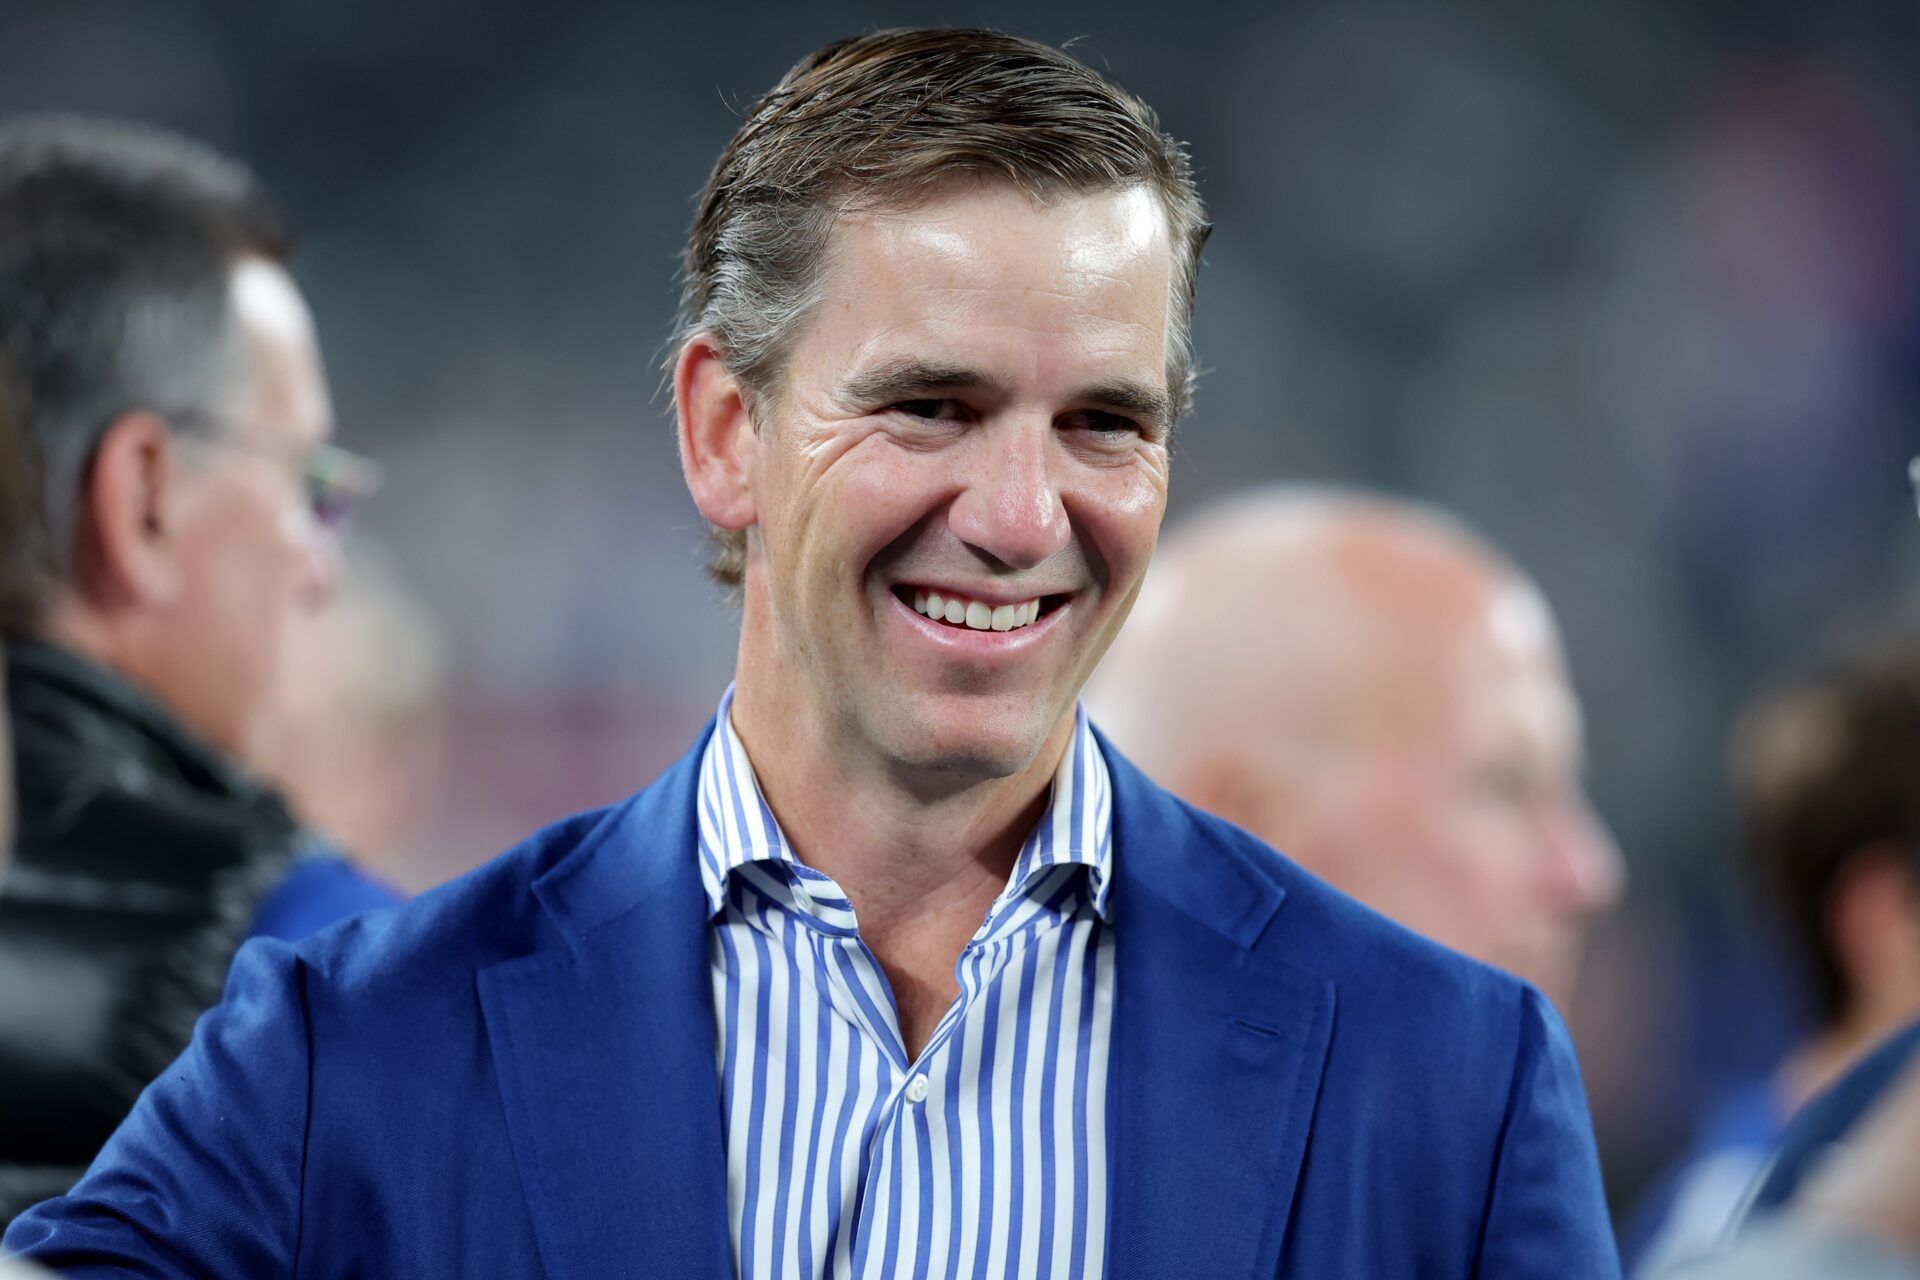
[676,27,1210,588]
[1735,636,1920,1026]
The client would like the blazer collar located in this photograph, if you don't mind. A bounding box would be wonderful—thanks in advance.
[526,718,718,941]
[1100,728,1338,1279]
[482,720,1335,1279]
[1096,725,1289,948]
[479,720,733,1280]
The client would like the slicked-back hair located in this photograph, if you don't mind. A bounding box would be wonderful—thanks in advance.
[676,27,1210,588]
[0,116,292,633]
[1735,636,1920,1027]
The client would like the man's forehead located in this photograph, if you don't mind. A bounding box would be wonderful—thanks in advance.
[848,179,1166,245]
[841,182,1165,268]
[228,256,333,442]
[1334,590,1579,759]
[801,184,1176,388]
[1446,615,1586,764]
[228,256,315,351]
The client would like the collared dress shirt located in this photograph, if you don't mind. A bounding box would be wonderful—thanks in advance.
[698,690,1115,1279]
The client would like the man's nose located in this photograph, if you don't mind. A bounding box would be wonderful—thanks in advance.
[300,533,343,611]
[1543,798,1626,920]
[946,419,1072,570]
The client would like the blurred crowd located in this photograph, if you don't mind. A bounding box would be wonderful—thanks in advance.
[0,1,1917,1275]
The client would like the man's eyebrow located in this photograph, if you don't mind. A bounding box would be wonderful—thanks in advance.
[1075,380,1173,432]
[838,360,1173,432]
[839,360,1006,405]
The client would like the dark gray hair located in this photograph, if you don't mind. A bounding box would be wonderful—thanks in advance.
[0,116,292,632]
[676,28,1210,588]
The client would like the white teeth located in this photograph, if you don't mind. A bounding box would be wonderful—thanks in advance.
[908,590,1047,632]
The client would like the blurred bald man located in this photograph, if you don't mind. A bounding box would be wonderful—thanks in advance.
[1089,487,1623,1008]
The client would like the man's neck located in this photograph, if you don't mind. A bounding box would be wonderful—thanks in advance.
[1780,983,1920,1113]
[727,683,1071,937]
[726,678,1073,1060]
[37,599,178,712]
[36,600,116,672]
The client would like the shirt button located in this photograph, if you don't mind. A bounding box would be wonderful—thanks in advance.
[904,1074,929,1104]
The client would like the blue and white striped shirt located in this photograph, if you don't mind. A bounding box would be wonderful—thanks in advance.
[698,691,1116,1279]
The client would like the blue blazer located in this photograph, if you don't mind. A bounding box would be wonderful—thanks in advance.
[6,724,1619,1277]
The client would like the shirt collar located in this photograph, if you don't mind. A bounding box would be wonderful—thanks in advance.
[696,686,1114,924]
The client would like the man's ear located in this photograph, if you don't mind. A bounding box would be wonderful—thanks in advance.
[71,410,190,609]
[1827,844,1920,995]
[674,336,758,534]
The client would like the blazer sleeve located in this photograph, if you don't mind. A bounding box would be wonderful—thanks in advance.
[1476,986,1622,1279]
[1,939,311,1279]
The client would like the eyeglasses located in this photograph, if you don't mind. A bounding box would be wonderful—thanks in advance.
[165,410,384,534]
[285,439,384,533]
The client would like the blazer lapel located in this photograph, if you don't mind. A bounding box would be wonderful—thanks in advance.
[1101,736,1336,1280]
[480,727,734,1280]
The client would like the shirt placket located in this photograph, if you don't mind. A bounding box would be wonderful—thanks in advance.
[820,876,1084,1276]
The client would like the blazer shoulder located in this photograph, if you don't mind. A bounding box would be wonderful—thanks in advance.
[1186,807,1571,1142]
[1178,795,1541,1033]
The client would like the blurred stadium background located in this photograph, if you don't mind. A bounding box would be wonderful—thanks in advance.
[5,0,1917,1217]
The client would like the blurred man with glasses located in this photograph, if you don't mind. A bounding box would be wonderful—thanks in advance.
[0,117,393,1227]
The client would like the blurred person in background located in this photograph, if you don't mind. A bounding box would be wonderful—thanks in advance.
[0,117,393,1227]
[1652,1052,1920,1279]
[0,376,26,862]
[1089,486,1624,1013]
[3,421,75,1280]
[1632,637,1920,1274]
[7,29,1615,1277]
[0,379,46,1280]
[257,541,442,914]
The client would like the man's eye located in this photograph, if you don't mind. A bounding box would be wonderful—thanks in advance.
[1069,410,1142,438]
[1467,762,1535,806]
[892,399,963,422]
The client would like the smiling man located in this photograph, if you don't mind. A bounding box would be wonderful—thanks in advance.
[7,30,1616,1278]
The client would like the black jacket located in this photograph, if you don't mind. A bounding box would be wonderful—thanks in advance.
[0,640,305,1226]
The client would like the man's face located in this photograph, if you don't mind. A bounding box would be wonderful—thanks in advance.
[739,183,1174,778]
[152,258,338,768]
[1299,588,1623,1006]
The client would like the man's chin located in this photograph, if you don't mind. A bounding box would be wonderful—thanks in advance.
[1502,946,1579,1011]
[871,704,1063,784]
[888,734,1039,783]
